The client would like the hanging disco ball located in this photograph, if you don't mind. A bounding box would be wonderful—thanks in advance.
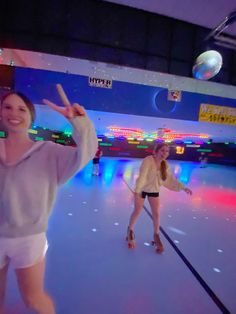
[192,50,223,80]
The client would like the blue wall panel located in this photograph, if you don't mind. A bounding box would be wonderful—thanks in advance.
[15,67,236,122]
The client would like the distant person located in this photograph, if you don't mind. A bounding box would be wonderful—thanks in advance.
[126,143,192,253]
[199,152,208,168]
[92,147,103,176]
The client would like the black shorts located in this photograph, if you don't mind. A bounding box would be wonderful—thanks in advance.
[93,158,100,164]
[141,192,159,199]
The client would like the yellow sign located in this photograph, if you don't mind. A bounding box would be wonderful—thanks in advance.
[199,104,236,125]
[176,146,185,154]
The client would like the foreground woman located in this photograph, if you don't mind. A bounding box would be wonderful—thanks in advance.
[0,85,97,314]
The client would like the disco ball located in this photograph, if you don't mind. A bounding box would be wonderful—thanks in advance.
[192,50,223,80]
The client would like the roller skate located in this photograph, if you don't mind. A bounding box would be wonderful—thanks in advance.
[152,233,164,253]
[126,227,136,249]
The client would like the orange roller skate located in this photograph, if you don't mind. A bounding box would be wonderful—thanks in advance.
[126,227,136,249]
[152,233,164,253]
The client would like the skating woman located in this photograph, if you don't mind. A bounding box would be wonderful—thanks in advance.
[126,143,192,253]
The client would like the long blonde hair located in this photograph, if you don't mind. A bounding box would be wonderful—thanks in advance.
[154,143,168,181]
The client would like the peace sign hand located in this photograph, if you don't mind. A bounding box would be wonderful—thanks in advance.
[42,84,85,119]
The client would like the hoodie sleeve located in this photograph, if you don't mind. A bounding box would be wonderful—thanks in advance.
[49,115,97,184]
[162,163,185,191]
[134,157,150,193]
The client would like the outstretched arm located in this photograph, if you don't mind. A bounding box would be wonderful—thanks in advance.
[162,164,192,195]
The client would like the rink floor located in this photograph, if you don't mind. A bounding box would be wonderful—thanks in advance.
[5,157,236,314]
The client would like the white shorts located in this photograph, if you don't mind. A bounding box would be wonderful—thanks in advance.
[0,233,48,270]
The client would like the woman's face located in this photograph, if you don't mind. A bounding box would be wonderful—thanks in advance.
[1,94,32,133]
[155,145,170,160]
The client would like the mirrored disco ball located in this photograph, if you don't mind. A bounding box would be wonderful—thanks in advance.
[192,50,223,80]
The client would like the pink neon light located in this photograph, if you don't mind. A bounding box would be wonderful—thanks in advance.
[107,126,209,140]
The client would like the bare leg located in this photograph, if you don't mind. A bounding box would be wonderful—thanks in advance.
[0,263,9,314]
[92,164,96,175]
[92,164,99,175]
[126,193,145,248]
[15,259,55,314]
[148,196,161,234]
[128,193,145,230]
[95,164,100,175]
[148,196,164,253]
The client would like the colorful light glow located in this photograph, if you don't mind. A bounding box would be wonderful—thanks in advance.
[99,143,112,146]
[106,126,209,141]
[194,187,236,213]
[176,146,185,154]
[208,153,224,157]
[197,149,212,152]
[28,129,38,134]
[137,145,148,148]
[128,141,140,144]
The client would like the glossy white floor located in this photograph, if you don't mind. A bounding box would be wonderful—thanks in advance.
[5,158,236,314]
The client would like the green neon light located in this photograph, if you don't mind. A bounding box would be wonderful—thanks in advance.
[56,139,65,143]
[0,131,6,137]
[197,149,212,152]
[99,143,112,146]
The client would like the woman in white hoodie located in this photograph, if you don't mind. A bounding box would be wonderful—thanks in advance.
[126,143,192,253]
[0,86,97,314]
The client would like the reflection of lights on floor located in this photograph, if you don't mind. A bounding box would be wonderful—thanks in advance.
[193,216,197,219]
[168,215,172,218]
[213,268,221,273]
[68,213,73,216]
[217,249,223,253]
[144,242,151,246]
[82,201,87,204]
[174,240,180,244]
[91,228,97,232]
[69,194,73,197]
[205,217,209,219]
[114,222,119,226]
[94,209,98,212]
[192,196,202,203]
[168,227,186,235]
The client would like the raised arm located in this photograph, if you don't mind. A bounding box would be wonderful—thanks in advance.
[43,84,97,184]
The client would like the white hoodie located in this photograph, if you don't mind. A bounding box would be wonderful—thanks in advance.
[0,116,97,237]
[135,155,185,194]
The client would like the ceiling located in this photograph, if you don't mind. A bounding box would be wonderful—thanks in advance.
[104,0,236,36]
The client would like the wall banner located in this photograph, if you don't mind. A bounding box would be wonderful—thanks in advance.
[199,103,236,125]
[89,77,112,89]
